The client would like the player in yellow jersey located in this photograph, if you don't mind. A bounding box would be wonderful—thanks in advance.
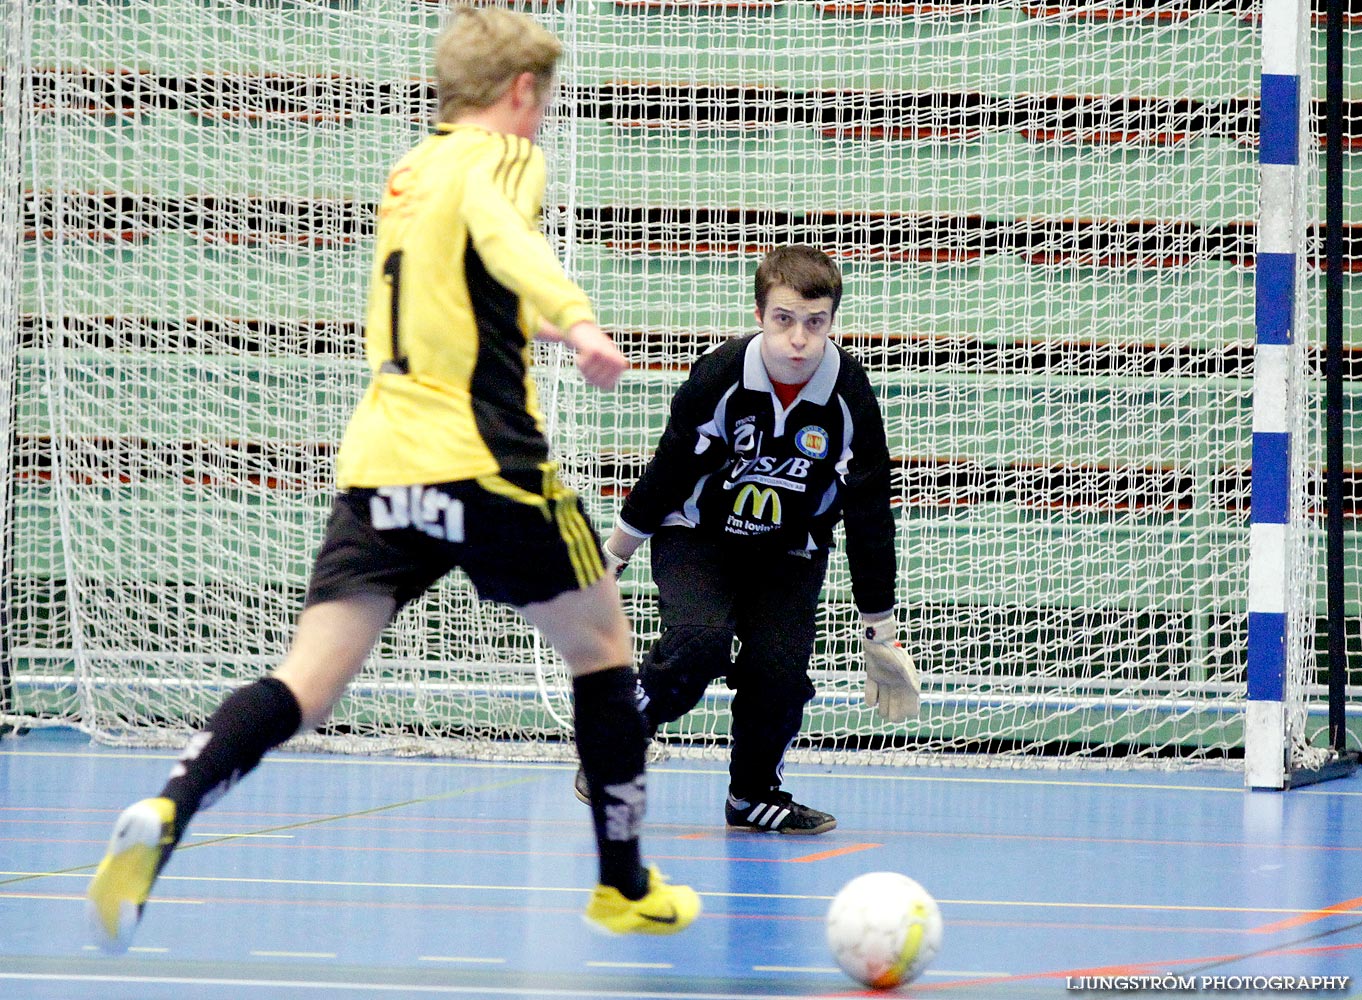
[86,5,699,950]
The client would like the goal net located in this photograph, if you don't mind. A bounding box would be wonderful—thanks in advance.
[2,0,1332,771]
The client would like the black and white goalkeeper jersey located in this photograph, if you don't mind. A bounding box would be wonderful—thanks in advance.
[618,332,897,615]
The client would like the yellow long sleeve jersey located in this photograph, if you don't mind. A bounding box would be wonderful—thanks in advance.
[335,124,595,488]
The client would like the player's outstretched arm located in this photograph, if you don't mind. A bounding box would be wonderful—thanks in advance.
[563,321,628,390]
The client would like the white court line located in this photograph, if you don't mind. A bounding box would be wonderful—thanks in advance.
[13,890,202,906]
[250,951,337,959]
[928,970,1011,978]
[418,956,507,964]
[0,871,1323,916]
[759,966,1013,981]
[0,973,841,999]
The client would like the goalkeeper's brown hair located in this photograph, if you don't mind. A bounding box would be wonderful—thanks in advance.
[434,6,563,122]
[754,245,844,318]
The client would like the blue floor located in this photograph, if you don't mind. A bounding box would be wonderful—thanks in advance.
[2,726,1361,998]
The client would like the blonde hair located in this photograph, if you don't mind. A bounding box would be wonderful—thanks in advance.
[434,6,563,122]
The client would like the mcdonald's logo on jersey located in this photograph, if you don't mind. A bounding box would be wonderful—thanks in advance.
[733,484,782,524]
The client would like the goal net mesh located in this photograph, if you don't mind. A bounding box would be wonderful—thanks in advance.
[4,0,1329,767]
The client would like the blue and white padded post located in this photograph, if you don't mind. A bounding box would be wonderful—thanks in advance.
[1246,0,1306,789]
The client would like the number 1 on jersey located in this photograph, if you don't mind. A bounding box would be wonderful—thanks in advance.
[382,250,410,374]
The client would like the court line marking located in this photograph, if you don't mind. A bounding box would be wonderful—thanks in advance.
[418,956,507,964]
[0,833,852,867]
[250,951,337,959]
[3,892,1269,936]
[0,870,1336,918]
[1250,894,1362,933]
[8,817,1351,861]
[915,919,1362,991]
[8,890,201,905]
[752,966,1012,979]
[786,843,880,863]
[191,832,295,839]
[927,970,1010,979]
[0,746,1259,793]
[0,973,844,999]
[0,773,542,889]
[38,939,1349,1000]
[749,965,1011,979]
[844,827,1362,853]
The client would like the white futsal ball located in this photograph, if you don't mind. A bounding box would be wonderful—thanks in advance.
[826,871,943,989]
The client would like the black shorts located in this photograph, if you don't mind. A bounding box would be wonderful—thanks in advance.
[304,466,606,610]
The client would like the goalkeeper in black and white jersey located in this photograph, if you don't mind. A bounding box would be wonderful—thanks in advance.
[592,245,920,835]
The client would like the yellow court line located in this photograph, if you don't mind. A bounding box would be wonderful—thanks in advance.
[717,888,1327,917]
[0,773,542,889]
[9,808,1352,857]
[0,748,572,771]
[785,769,1249,794]
[4,872,596,894]
[0,873,1332,918]
[0,746,1265,794]
[189,832,294,839]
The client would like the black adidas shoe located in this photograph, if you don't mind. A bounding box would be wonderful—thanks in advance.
[725,789,836,835]
[573,766,590,805]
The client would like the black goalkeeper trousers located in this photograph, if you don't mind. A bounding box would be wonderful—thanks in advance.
[637,527,828,799]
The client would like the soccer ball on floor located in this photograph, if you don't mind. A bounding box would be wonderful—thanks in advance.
[825,871,943,989]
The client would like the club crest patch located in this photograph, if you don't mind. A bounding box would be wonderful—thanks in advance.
[796,426,829,459]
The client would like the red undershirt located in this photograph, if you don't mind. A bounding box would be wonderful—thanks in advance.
[772,379,808,409]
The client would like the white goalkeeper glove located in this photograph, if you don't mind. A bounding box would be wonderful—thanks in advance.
[861,614,920,723]
[601,539,630,578]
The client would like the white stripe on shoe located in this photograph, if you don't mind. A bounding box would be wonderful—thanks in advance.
[747,804,791,828]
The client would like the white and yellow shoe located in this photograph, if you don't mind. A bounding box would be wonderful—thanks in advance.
[86,797,176,953]
[584,865,700,935]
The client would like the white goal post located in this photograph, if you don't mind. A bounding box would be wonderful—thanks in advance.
[0,0,1340,776]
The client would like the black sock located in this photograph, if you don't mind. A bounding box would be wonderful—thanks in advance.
[573,666,648,900]
[159,676,302,851]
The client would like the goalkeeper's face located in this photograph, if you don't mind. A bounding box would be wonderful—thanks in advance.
[756,284,835,384]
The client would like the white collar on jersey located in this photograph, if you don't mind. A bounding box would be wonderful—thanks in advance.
[742,332,841,406]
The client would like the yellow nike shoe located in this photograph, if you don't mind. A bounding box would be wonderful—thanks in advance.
[584,865,700,935]
[86,797,176,953]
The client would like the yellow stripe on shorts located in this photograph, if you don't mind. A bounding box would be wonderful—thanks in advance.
[554,495,604,588]
[475,473,549,518]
